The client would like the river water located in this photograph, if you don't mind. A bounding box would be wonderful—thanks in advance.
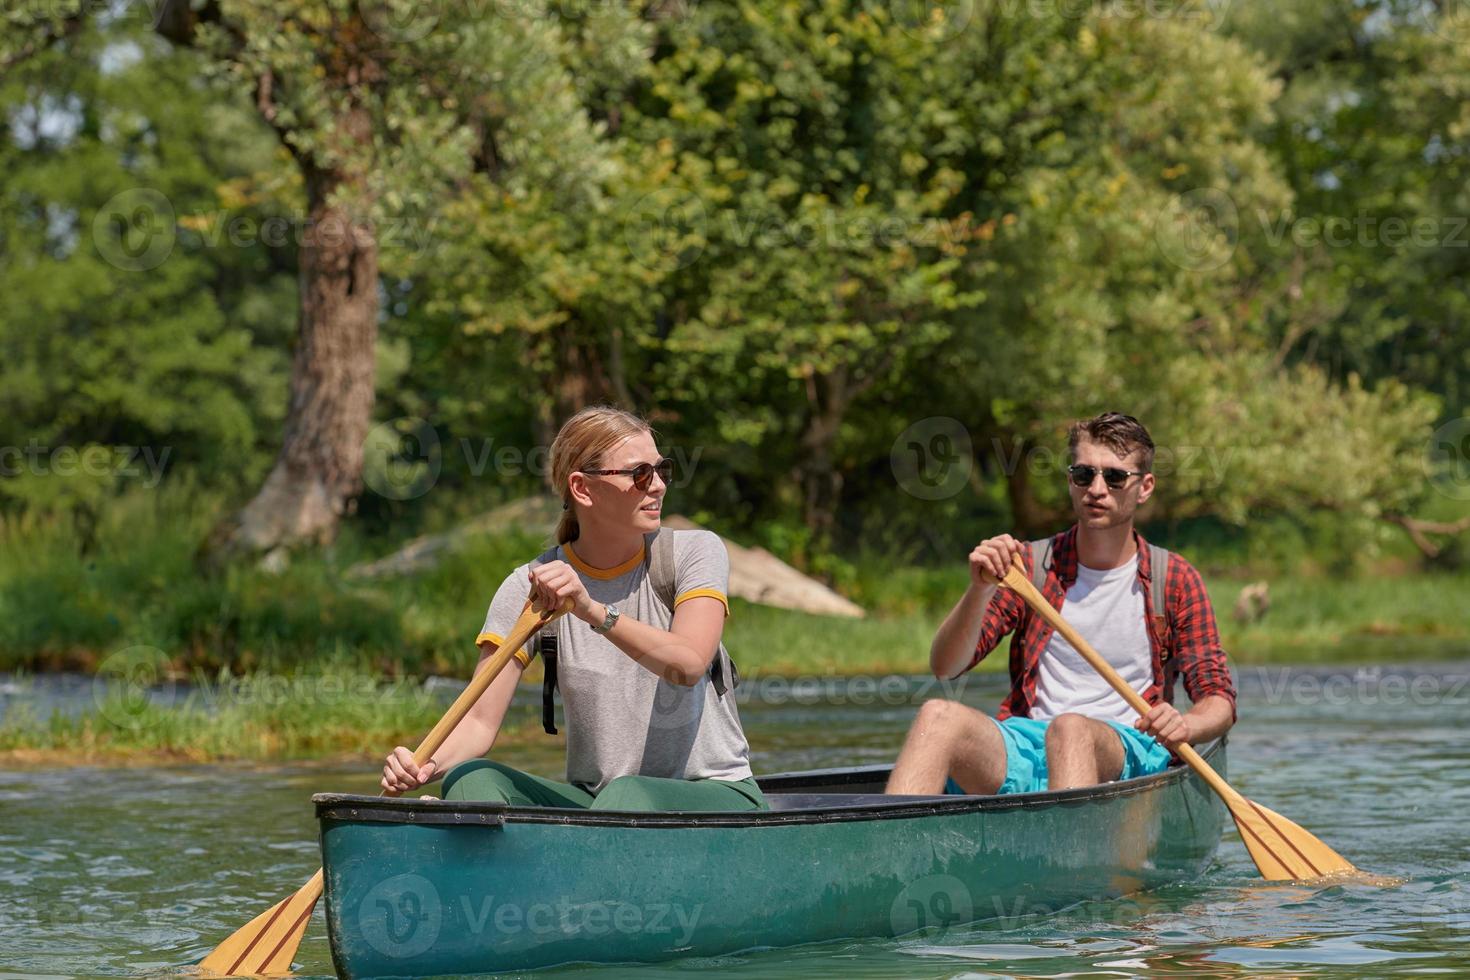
[3,665,1469,977]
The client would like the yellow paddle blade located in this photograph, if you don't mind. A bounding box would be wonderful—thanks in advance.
[1226,797,1358,882]
[995,558,1367,884]
[199,869,323,976]
[197,597,569,976]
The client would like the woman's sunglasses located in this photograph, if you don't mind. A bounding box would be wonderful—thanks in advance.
[581,458,675,492]
[1067,463,1148,490]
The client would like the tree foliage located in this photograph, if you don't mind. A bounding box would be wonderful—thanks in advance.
[0,11,291,521]
[1,0,1461,565]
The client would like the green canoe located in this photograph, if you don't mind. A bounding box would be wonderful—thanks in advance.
[314,740,1226,977]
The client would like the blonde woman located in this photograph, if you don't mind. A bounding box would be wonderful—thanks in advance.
[380,406,765,812]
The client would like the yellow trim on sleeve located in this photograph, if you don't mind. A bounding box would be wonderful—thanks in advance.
[478,631,533,668]
[674,589,730,616]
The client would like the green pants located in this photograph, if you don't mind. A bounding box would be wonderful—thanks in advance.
[441,760,768,812]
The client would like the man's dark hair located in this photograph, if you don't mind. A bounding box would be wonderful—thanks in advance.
[1067,412,1155,471]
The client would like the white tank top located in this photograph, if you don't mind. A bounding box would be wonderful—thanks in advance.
[1030,553,1152,725]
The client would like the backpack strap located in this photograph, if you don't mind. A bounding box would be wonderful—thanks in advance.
[540,532,739,735]
[538,632,560,735]
[645,529,677,611]
[529,544,561,735]
[1024,535,1175,685]
[645,529,736,696]
[1028,536,1169,627]
[1028,537,1055,592]
[1148,541,1170,642]
[1146,542,1176,703]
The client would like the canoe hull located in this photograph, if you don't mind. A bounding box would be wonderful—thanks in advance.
[317,743,1225,977]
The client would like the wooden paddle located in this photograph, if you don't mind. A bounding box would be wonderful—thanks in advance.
[198,597,570,976]
[986,556,1358,882]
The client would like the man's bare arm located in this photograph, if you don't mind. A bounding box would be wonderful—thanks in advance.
[1135,694,1234,750]
[931,583,996,679]
[931,534,1027,679]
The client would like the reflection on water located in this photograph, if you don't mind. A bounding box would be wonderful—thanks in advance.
[2,665,1468,977]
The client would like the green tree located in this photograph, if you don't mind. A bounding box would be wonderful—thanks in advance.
[1226,0,1470,417]
[0,9,291,530]
[147,0,651,557]
[617,0,989,541]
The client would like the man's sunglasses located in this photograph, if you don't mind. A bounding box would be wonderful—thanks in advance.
[581,458,674,492]
[1067,463,1148,490]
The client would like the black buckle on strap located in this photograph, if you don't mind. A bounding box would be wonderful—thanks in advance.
[538,633,559,735]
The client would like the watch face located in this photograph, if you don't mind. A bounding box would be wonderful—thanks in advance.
[595,605,619,633]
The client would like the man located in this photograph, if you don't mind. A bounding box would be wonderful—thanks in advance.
[886,412,1235,796]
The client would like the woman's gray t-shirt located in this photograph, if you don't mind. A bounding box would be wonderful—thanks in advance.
[476,528,754,794]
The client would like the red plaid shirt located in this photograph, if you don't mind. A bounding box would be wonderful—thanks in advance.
[969,524,1236,721]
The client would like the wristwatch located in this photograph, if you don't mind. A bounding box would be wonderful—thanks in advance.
[591,603,621,635]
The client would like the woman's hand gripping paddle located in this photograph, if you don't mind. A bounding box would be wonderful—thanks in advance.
[198,598,571,976]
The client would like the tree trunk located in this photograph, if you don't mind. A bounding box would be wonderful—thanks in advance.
[208,169,379,557]
[798,368,849,548]
[1003,436,1067,538]
[156,2,383,561]
[528,326,615,465]
[544,322,616,422]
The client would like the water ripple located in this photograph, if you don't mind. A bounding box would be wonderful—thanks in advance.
[4,665,1469,977]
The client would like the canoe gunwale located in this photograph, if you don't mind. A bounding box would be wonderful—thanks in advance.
[314,739,1223,830]
[314,805,508,827]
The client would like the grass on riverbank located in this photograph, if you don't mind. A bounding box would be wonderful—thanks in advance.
[2,486,1468,764]
[4,485,1467,678]
[4,570,1467,766]
[728,570,1470,671]
[0,669,558,767]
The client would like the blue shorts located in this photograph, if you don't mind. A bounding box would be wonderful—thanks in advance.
[944,716,1172,795]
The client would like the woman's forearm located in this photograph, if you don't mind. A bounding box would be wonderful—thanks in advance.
[420,655,523,781]
[603,614,713,684]
[419,715,497,783]
[525,561,723,686]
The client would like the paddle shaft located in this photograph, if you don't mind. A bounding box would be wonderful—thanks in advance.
[995,562,1244,808]
[199,597,568,976]
[407,598,569,774]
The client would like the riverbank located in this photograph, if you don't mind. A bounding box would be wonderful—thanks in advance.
[5,536,1467,678]
[6,490,1467,678]
[5,499,1468,765]
[728,570,1470,672]
[5,651,1469,768]
[5,570,1469,767]
[0,670,562,768]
